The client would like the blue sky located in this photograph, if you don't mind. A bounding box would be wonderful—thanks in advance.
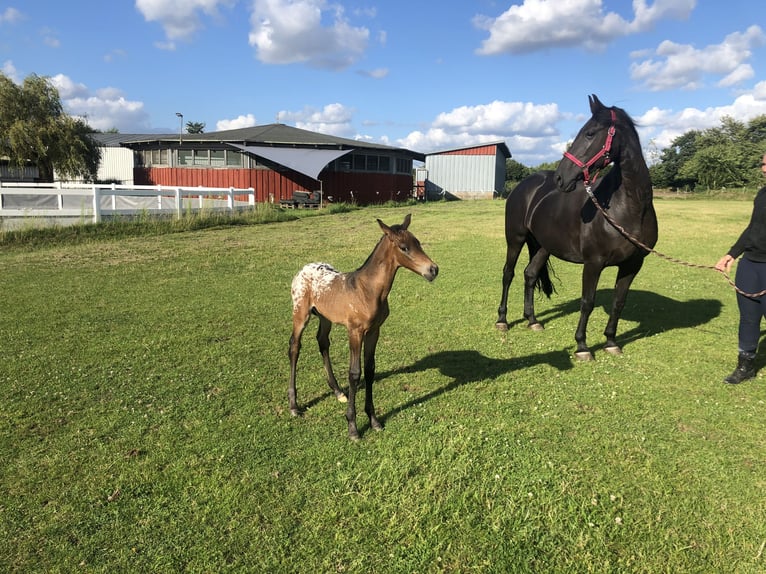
[1,0,765,165]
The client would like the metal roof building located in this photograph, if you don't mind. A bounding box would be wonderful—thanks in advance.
[421,141,511,200]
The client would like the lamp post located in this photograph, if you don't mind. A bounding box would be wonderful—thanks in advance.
[175,112,183,144]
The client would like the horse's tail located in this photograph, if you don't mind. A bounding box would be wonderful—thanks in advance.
[526,238,556,298]
[537,259,555,298]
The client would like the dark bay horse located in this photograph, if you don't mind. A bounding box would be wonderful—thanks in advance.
[495,95,658,360]
[289,214,438,440]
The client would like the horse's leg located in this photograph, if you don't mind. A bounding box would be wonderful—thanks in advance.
[362,327,383,431]
[316,315,347,403]
[574,262,604,361]
[495,237,525,331]
[522,246,549,331]
[288,305,311,417]
[603,257,644,355]
[345,329,364,440]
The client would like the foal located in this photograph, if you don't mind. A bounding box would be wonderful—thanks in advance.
[288,214,438,440]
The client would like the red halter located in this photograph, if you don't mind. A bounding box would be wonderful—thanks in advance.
[562,109,617,187]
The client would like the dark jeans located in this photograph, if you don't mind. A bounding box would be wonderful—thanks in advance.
[735,257,766,353]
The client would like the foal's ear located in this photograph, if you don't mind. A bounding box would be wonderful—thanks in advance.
[377,218,393,236]
[401,213,411,230]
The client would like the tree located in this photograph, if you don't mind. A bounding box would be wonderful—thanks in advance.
[0,72,101,182]
[185,121,205,134]
[505,158,530,182]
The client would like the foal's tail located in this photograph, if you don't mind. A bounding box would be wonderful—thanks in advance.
[526,238,555,298]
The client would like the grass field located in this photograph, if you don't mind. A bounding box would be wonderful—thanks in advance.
[2,198,766,573]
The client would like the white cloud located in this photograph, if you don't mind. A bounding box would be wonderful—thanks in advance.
[630,26,766,91]
[248,0,369,70]
[135,0,235,47]
[397,100,564,160]
[474,0,695,55]
[357,67,388,79]
[2,60,20,82]
[49,74,90,98]
[637,81,766,150]
[50,74,150,132]
[278,102,356,137]
[216,114,257,130]
[0,7,23,25]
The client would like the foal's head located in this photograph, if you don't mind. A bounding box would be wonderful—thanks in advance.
[378,214,439,281]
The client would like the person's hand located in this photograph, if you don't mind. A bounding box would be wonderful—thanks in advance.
[716,254,735,273]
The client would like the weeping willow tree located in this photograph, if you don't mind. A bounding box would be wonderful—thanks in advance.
[0,73,101,182]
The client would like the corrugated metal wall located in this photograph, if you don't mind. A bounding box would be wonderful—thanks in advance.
[98,148,135,184]
[425,154,501,198]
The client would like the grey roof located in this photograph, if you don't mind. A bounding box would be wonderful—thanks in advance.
[92,124,424,160]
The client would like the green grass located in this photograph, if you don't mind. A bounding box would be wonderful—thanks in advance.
[2,198,766,572]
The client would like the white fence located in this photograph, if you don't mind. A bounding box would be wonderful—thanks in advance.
[0,182,257,228]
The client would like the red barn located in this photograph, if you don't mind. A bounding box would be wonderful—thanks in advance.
[99,124,424,206]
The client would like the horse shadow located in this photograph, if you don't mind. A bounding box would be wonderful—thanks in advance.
[504,289,723,353]
[375,347,573,427]
[301,289,723,430]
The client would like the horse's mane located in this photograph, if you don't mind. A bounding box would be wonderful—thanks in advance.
[596,104,640,144]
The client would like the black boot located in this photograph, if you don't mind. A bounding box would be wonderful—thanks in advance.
[724,352,756,384]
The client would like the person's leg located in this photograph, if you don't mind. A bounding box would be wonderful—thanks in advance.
[726,258,761,383]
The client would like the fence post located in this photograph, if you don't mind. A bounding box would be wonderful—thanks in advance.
[92,185,101,223]
[228,187,235,211]
[249,188,256,206]
[175,187,182,218]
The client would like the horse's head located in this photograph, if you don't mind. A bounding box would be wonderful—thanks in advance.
[555,94,626,193]
[378,214,439,281]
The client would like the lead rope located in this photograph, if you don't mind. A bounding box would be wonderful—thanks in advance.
[584,184,766,299]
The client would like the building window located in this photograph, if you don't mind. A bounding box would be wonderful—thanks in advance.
[178,150,193,166]
[210,150,225,167]
[345,153,401,173]
[396,158,410,174]
[193,150,209,166]
[226,151,243,167]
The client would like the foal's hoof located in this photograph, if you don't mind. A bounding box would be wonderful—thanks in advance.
[495,321,509,332]
[574,351,594,361]
[604,346,623,356]
[289,408,300,417]
[335,392,348,403]
[528,322,544,332]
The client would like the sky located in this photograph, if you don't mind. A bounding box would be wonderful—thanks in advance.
[1,0,765,166]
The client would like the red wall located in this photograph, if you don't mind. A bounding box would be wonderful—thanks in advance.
[135,167,413,206]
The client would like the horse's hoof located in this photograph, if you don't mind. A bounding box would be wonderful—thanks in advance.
[290,408,300,417]
[604,346,623,356]
[371,420,384,432]
[335,392,348,403]
[574,351,594,361]
[528,322,544,332]
[495,321,509,332]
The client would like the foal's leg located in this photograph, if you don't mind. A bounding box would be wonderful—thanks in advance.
[603,257,644,355]
[345,329,364,440]
[362,327,383,431]
[574,262,604,361]
[316,315,347,403]
[288,307,311,416]
[522,247,549,331]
